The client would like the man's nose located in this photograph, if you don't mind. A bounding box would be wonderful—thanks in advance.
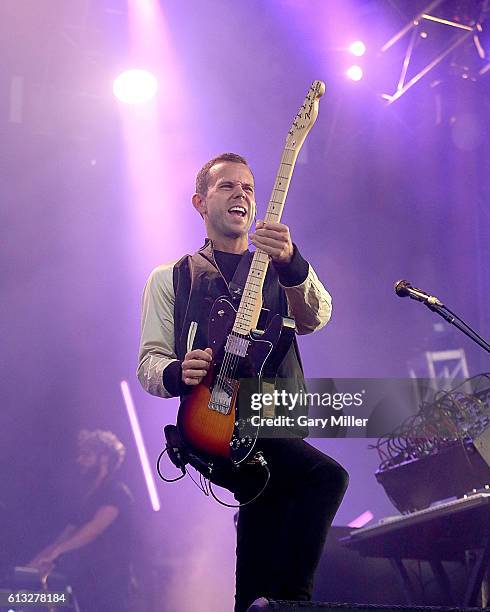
[233,185,246,199]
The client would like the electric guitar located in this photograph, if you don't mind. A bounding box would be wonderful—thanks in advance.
[177,80,326,465]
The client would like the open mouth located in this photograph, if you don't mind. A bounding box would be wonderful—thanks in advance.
[228,205,247,218]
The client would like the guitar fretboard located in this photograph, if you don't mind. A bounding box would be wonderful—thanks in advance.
[232,147,298,335]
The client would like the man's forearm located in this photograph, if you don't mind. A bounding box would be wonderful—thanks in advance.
[52,505,119,558]
[30,526,75,563]
[276,246,332,334]
[51,524,99,557]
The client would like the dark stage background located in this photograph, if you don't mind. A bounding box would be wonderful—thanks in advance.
[1,1,489,610]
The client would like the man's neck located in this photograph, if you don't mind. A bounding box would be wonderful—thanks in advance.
[209,235,248,254]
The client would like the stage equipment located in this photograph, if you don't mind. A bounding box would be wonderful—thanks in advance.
[313,527,467,606]
[394,280,442,306]
[346,66,363,81]
[247,599,482,611]
[0,566,79,611]
[121,380,161,512]
[348,41,366,57]
[372,374,490,512]
[113,69,158,105]
[394,280,490,353]
[379,0,490,103]
[407,349,471,408]
[343,492,490,607]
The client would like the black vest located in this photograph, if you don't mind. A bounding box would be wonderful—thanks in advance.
[172,240,308,433]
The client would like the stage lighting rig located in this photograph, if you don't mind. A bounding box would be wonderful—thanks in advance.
[113,69,158,105]
[346,65,364,81]
[379,0,490,103]
[349,40,367,57]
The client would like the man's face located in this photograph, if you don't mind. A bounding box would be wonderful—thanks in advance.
[77,447,100,477]
[197,162,256,240]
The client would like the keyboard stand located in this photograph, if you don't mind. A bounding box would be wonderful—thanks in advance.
[342,493,490,607]
[465,536,490,607]
[389,557,454,605]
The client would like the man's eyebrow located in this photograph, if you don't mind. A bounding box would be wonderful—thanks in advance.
[216,179,254,188]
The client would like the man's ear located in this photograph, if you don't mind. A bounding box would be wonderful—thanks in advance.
[192,193,206,219]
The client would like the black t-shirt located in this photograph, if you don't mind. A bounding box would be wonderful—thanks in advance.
[213,250,242,282]
[162,245,309,395]
[57,478,133,609]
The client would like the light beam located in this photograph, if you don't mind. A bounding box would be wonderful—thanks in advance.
[121,380,161,511]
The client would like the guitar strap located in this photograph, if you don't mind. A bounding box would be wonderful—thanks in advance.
[227,251,270,329]
[227,250,253,304]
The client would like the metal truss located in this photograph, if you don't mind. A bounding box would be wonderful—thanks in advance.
[380,0,490,103]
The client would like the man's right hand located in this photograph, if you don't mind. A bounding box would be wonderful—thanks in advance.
[181,348,213,386]
[26,557,55,578]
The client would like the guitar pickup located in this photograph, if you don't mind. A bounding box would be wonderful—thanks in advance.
[225,333,250,357]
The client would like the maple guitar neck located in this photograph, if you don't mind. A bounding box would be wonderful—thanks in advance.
[232,81,326,336]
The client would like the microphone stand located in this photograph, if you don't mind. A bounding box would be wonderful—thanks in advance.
[425,302,490,353]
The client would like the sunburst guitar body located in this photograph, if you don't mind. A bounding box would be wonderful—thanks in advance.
[177,297,295,463]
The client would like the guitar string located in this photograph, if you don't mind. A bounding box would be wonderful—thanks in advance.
[224,247,268,393]
[217,274,258,410]
[212,244,264,409]
[212,254,263,415]
[213,241,273,417]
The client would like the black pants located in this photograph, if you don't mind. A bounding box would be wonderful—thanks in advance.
[233,438,349,612]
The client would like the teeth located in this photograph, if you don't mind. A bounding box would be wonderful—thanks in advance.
[229,206,246,215]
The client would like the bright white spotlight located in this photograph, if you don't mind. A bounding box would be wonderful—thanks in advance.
[120,380,161,512]
[346,65,363,81]
[349,40,366,57]
[113,69,158,105]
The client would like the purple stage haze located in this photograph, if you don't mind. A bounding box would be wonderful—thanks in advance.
[0,1,489,610]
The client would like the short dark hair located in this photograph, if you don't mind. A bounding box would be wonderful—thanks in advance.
[195,152,252,196]
[78,429,126,473]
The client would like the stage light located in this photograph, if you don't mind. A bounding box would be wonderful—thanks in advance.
[121,380,161,511]
[348,510,374,528]
[113,69,158,105]
[349,40,366,57]
[346,65,363,81]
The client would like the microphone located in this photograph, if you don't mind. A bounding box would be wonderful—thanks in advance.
[394,280,443,306]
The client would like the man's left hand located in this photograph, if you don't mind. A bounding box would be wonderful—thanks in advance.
[250,220,293,264]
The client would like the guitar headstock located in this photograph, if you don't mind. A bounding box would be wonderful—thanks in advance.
[286,80,325,151]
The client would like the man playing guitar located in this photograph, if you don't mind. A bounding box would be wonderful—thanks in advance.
[137,150,348,612]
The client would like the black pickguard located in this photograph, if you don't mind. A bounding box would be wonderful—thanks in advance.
[208,296,295,463]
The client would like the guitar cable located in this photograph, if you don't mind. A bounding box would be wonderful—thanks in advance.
[156,442,271,507]
[188,467,211,495]
[156,446,186,483]
[207,460,270,508]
